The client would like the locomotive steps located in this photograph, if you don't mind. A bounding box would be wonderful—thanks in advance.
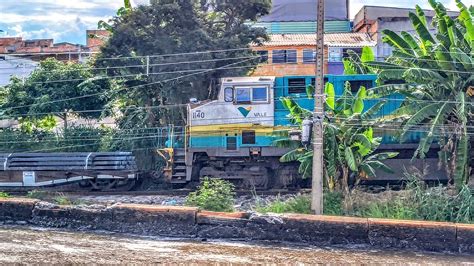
[0,197,473,254]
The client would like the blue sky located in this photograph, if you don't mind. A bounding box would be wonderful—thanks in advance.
[0,0,470,45]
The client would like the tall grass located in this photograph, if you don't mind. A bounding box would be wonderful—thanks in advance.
[255,178,473,224]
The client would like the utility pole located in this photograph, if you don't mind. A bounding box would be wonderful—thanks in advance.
[312,0,325,215]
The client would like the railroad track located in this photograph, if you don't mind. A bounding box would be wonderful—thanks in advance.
[8,188,310,197]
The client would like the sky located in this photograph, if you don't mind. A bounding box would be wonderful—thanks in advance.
[0,0,471,45]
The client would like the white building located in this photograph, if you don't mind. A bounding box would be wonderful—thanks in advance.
[0,55,37,87]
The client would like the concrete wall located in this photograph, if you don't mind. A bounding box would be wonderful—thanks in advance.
[1,198,472,254]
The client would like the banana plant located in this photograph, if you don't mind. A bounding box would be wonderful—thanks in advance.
[365,0,474,188]
[277,82,398,193]
[343,46,377,75]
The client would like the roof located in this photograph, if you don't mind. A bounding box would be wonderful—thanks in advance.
[354,5,459,25]
[255,33,376,48]
[260,0,348,22]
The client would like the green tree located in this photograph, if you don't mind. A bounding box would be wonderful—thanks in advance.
[277,83,397,193]
[95,0,270,129]
[367,0,474,187]
[0,58,113,129]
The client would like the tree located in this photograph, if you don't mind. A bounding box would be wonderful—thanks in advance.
[277,82,398,193]
[367,0,474,187]
[0,58,113,128]
[95,0,271,129]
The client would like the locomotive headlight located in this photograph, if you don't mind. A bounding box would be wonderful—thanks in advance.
[289,130,301,141]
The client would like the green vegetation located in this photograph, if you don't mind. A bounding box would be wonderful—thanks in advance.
[96,0,271,128]
[53,195,74,206]
[26,190,51,200]
[255,192,343,216]
[256,194,312,215]
[0,58,114,129]
[278,82,397,193]
[255,177,473,224]
[0,192,10,198]
[186,178,236,212]
[366,0,474,187]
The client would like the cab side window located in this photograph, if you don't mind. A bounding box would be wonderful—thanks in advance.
[235,87,251,104]
[252,87,268,102]
[224,87,234,102]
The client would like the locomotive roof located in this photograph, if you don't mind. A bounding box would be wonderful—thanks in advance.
[221,76,276,85]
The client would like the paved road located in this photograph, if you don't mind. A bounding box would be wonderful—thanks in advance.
[0,226,472,264]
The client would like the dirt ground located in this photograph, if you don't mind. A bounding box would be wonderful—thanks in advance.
[0,226,472,264]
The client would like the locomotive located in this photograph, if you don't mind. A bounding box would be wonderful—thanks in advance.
[161,74,445,189]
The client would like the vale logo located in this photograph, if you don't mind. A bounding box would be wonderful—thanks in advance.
[238,107,252,118]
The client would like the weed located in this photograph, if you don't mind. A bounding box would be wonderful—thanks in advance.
[53,194,73,205]
[0,192,10,198]
[256,192,343,215]
[186,177,235,212]
[26,190,50,200]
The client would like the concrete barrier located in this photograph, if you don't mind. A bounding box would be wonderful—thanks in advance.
[0,198,38,222]
[457,224,474,254]
[368,218,458,253]
[0,198,472,254]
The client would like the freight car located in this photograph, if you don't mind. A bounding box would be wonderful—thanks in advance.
[0,152,138,190]
[162,74,447,189]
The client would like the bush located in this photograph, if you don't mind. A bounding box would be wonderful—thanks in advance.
[26,190,50,200]
[256,194,311,214]
[53,194,73,205]
[349,178,473,223]
[0,192,10,198]
[256,191,343,215]
[186,178,235,212]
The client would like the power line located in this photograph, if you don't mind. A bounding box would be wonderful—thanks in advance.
[0,57,257,113]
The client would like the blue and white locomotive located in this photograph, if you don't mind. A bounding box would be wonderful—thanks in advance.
[163,74,436,189]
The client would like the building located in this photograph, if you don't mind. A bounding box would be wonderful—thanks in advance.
[254,0,351,33]
[0,37,92,62]
[353,6,459,59]
[86,30,111,52]
[0,55,37,86]
[251,33,376,76]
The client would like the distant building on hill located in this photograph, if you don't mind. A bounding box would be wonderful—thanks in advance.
[0,37,92,62]
[0,55,37,86]
[353,5,459,59]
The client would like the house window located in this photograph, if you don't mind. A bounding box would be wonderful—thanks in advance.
[252,87,268,102]
[235,87,251,103]
[256,50,268,63]
[224,87,234,102]
[242,130,256,145]
[288,78,306,94]
[329,48,343,62]
[303,49,316,63]
[272,50,297,64]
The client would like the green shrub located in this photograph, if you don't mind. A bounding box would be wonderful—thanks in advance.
[186,178,235,212]
[256,192,344,215]
[349,178,473,223]
[53,194,73,205]
[0,192,10,198]
[323,191,344,216]
[26,190,50,200]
